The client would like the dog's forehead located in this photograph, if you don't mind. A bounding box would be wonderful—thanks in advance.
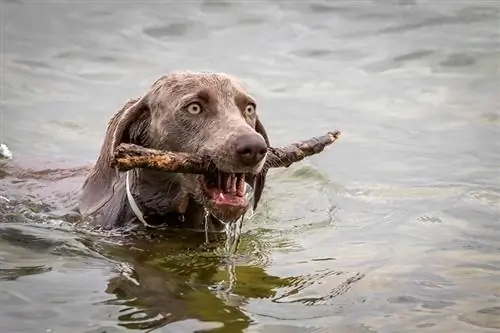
[151,72,251,100]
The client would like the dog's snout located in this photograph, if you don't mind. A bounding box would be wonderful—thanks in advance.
[234,134,267,166]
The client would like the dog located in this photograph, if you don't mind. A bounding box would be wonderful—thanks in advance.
[79,71,270,231]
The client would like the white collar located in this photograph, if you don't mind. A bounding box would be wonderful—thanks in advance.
[125,170,154,228]
[125,170,190,230]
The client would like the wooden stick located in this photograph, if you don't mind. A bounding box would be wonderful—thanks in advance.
[264,130,340,169]
[111,145,212,173]
[112,130,341,173]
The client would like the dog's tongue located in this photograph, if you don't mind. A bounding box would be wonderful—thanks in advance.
[209,188,248,207]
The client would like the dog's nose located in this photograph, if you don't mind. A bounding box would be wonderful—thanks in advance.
[235,134,267,166]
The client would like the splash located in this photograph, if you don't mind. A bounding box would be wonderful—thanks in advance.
[223,216,243,255]
[0,144,13,204]
[203,209,244,256]
[0,143,12,160]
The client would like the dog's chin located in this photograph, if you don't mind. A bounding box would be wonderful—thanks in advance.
[196,172,251,222]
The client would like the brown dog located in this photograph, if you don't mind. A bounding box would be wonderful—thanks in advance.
[79,71,270,231]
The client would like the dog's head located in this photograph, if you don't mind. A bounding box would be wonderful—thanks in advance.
[80,71,270,223]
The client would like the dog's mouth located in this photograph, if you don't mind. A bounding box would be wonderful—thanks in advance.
[201,171,248,206]
[199,170,249,221]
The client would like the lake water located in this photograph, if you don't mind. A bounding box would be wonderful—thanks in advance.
[1,1,499,332]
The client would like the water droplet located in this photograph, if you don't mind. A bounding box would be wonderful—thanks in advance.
[204,208,210,244]
[223,215,244,256]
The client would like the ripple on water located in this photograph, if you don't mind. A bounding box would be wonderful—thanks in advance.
[345,182,465,202]
[387,295,455,310]
[467,189,500,209]
[54,50,120,63]
[393,50,435,62]
[273,270,365,306]
[254,165,339,234]
[364,49,436,73]
[440,53,476,67]
[13,59,54,70]
[475,112,500,125]
[307,3,353,14]
[159,319,224,332]
[0,265,52,281]
[201,0,232,10]
[290,48,333,59]
[143,22,208,40]
[458,306,500,329]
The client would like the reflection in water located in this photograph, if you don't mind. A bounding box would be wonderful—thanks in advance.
[80,230,292,332]
[94,235,364,332]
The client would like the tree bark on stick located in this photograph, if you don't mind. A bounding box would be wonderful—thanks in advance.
[112,130,341,173]
[264,130,340,169]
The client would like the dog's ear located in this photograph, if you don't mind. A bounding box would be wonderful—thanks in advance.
[252,116,270,210]
[79,94,150,217]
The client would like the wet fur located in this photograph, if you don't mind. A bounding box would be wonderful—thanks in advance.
[79,71,270,230]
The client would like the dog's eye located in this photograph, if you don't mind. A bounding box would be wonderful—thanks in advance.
[186,102,202,115]
[244,103,256,115]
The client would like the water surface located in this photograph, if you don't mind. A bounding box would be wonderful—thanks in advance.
[1,1,499,332]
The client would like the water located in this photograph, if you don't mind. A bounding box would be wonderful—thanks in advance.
[1,0,499,332]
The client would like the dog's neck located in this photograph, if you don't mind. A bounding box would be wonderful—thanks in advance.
[125,170,159,227]
[124,169,225,232]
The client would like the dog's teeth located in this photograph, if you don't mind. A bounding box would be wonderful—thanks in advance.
[231,174,237,194]
[236,174,245,197]
[225,173,231,193]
